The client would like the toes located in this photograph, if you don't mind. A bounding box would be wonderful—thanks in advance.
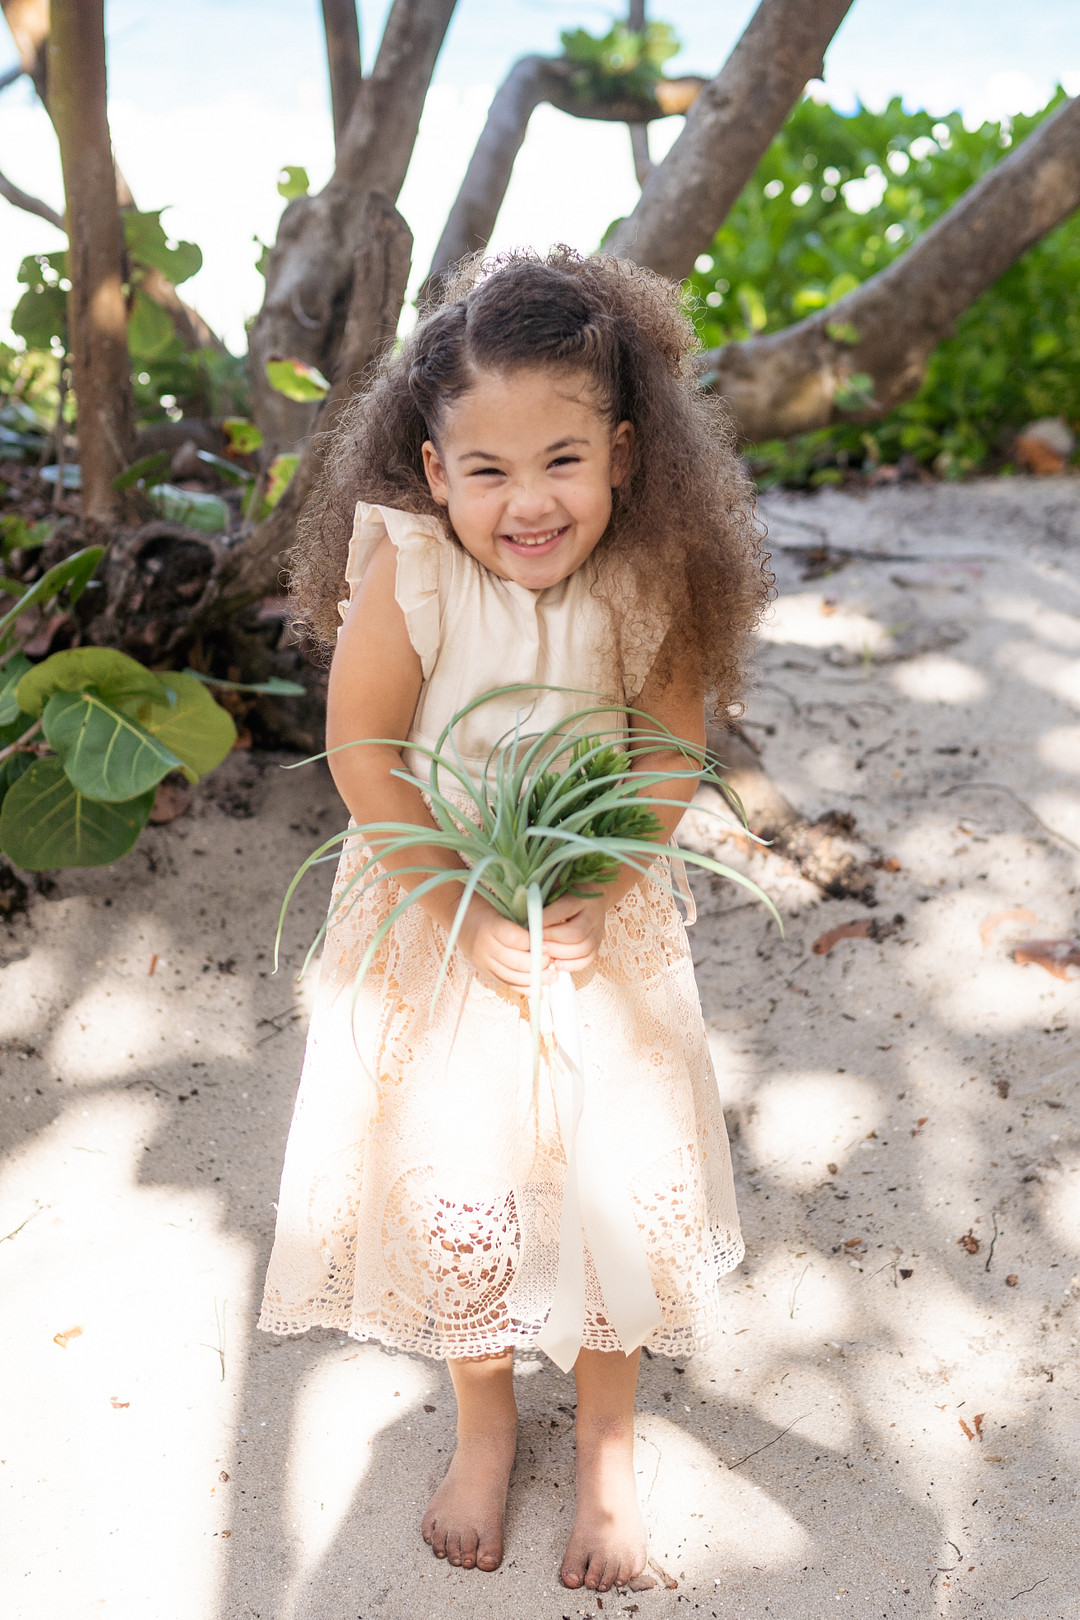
[445,1529,463,1566]
[428,1518,448,1560]
[458,1528,479,1570]
[476,1535,502,1572]
[560,1552,585,1589]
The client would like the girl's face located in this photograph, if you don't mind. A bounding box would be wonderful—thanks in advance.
[421,366,632,591]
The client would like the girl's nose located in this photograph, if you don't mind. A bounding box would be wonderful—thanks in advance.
[505,480,557,524]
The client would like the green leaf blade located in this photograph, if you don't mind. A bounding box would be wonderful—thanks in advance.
[43,689,183,801]
[142,671,237,778]
[0,757,154,869]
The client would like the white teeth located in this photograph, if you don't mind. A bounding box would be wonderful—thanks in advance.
[506,528,561,547]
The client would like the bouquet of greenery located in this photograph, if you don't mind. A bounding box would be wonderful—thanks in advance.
[279,686,777,1044]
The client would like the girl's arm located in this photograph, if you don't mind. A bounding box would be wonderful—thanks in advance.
[328,536,538,987]
[540,642,706,973]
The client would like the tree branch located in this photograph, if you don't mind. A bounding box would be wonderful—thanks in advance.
[423,56,705,296]
[48,0,132,525]
[1,0,47,103]
[249,0,456,459]
[321,0,363,152]
[217,192,413,615]
[699,94,1080,443]
[626,0,651,187]
[607,0,855,279]
[0,160,63,227]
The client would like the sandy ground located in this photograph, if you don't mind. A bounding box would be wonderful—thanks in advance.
[1,477,1079,1620]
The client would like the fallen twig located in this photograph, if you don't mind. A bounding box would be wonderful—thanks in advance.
[985,1211,1000,1274]
[1011,1575,1051,1601]
[939,782,1080,854]
[727,1412,808,1470]
[1,1205,45,1243]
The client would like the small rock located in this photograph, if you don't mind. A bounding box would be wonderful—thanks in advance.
[1005,1274,1019,1287]
[1014,417,1074,475]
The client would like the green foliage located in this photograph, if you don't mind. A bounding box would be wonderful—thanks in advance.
[561,20,679,101]
[0,757,156,869]
[144,483,230,533]
[265,356,329,402]
[264,452,299,511]
[11,252,68,353]
[222,417,263,455]
[0,573,237,870]
[277,166,310,200]
[0,513,52,556]
[684,89,1080,484]
[123,209,202,286]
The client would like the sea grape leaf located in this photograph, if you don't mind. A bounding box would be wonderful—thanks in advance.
[43,689,183,801]
[17,646,167,719]
[222,417,264,455]
[141,671,236,778]
[277,166,310,199]
[0,748,34,810]
[265,357,329,402]
[0,652,32,727]
[264,453,299,509]
[123,210,203,285]
[0,756,154,869]
[127,291,177,359]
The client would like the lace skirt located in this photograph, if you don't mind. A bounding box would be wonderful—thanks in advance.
[258,837,744,1360]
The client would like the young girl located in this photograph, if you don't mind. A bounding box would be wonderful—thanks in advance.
[260,248,770,1593]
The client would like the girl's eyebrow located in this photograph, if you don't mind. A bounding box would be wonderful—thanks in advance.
[457,436,590,463]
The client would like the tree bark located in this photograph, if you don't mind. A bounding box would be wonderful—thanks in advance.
[48,0,132,526]
[321,0,363,152]
[218,193,412,617]
[86,193,413,662]
[422,56,705,297]
[699,93,1080,442]
[1,0,48,103]
[607,0,854,279]
[626,0,651,188]
[248,0,456,462]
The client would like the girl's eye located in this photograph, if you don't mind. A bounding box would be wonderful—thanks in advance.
[469,466,503,478]
[549,455,580,468]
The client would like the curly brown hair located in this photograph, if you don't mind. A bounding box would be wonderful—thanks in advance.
[289,246,771,715]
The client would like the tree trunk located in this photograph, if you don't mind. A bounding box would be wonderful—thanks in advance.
[626,0,651,188]
[87,193,413,660]
[48,0,132,526]
[699,92,1080,442]
[1,0,48,102]
[422,56,705,297]
[321,0,363,151]
[218,193,413,617]
[607,0,854,280]
[248,0,456,462]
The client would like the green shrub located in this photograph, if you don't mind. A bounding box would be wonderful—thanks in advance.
[684,89,1080,485]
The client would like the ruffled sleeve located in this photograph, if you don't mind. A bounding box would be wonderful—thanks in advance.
[337,502,448,679]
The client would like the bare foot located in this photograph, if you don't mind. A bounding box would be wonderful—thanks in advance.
[560,1420,654,1592]
[421,1422,517,1571]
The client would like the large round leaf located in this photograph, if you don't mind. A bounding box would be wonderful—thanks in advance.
[17,647,167,719]
[143,672,236,777]
[0,757,154,869]
[43,689,183,801]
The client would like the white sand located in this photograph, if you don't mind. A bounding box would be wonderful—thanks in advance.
[1,477,1078,1619]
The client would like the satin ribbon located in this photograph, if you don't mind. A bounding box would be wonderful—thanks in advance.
[535,969,664,1373]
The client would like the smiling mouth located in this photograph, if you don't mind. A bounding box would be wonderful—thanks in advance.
[500,525,569,551]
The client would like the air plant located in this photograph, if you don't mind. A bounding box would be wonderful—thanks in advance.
[277,686,778,1054]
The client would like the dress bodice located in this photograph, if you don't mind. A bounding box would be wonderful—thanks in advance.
[339,503,660,779]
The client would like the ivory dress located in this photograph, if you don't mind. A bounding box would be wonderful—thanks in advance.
[259,502,744,1362]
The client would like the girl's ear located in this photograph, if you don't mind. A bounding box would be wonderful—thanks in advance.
[421,440,450,506]
[610,420,634,489]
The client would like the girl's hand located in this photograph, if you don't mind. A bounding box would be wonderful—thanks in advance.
[455,896,547,989]
[540,891,609,976]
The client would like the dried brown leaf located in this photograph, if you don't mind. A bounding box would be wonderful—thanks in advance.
[979,908,1038,950]
[52,1325,82,1347]
[1013,938,1080,981]
[959,1418,975,1441]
